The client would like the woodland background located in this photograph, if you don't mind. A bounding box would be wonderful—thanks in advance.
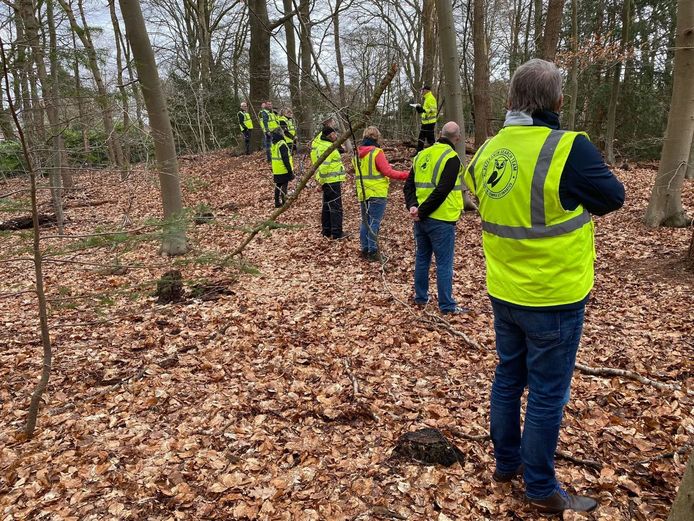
[0,0,692,519]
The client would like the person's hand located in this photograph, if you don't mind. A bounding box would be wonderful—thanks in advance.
[409,206,420,221]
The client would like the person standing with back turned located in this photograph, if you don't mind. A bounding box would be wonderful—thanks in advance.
[404,122,468,315]
[463,59,624,515]
[414,85,438,152]
[237,102,253,155]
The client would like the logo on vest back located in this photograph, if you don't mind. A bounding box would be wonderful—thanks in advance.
[481,148,518,199]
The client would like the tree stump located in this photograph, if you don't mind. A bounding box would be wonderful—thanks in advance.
[392,428,464,467]
[155,270,184,304]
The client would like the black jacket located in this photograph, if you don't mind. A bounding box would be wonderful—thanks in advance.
[404,138,461,222]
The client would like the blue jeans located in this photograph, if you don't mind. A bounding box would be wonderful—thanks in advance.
[360,198,387,253]
[489,299,585,499]
[262,133,271,162]
[413,218,456,311]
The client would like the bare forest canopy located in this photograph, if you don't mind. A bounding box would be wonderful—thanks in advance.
[0,0,693,519]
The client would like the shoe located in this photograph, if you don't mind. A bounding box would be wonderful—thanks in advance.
[413,298,430,307]
[360,250,368,259]
[527,489,598,514]
[492,464,523,483]
[441,306,470,315]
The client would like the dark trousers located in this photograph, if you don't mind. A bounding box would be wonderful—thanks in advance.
[262,133,271,162]
[417,123,436,151]
[242,129,250,155]
[274,181,288,207]
[321,182,343,239]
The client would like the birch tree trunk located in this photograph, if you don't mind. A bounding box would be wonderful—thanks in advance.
[645,0,694,228]
[605,0,631,165]
[118,0,187,255]
[472,0,491,148]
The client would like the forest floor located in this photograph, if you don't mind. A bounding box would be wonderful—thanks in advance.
[0,147,692,521]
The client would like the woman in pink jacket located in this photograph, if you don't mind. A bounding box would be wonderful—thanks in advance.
[353,126,409,262]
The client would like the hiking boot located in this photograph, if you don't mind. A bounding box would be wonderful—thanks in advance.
[366,251,385,263]
[442,306,470,315]
[492,464,524,483]
[527,489,598,514]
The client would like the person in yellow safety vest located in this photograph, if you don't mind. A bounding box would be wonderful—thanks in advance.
[278,108,297,151]
[270,128,295,208]
[310,116,337,160]
[353,126,409,262]
[413,85,438,152]
[237,101,253,155]
[463,59,624,515]
[404,121,468,315]
[312,125,346,239]
[258,102,271,163]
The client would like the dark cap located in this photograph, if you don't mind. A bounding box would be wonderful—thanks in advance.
[321,126,337,138]
[421,85,431,91]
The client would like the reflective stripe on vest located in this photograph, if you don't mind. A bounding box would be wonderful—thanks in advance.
[271,140,293,175]
[464,126,595,306]
[413,142,463,221]
[313,139,345,184]
[267,111,280,131]
[354,149,389,201]
[421,92,437,125]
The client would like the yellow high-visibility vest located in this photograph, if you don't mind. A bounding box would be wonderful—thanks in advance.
[463,126,595,306]
[353,148,389,201]
[413,142,463,221]
[271,140,293,175]
[421,91,438,125]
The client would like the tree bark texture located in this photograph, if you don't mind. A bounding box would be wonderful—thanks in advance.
[541,0,565,61]
[567,0,579,130]
[421,0,436,91]
[282,0,301,120]
[645,0,694,227]
[605,0,631,165]
[247,0,271,151]
[472,0,491,148]
[668,450,694,521]
[118,0,187,255]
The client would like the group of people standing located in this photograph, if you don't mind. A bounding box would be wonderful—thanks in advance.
[236,59,625,515]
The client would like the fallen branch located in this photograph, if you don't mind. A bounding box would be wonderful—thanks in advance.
[447,427,603,470]
[343,358,359,400]
[574,362,688,394]
[228,63,399,259]
[636,444,692,465]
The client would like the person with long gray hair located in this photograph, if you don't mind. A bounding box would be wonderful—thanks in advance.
[464,58,624,514]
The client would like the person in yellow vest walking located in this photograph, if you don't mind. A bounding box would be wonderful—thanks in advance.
[354,126,409,261]
[404,121,468,314]
[413,85,438,152]
[237,102,253,155]
[270,128,295,208]
[463,59,624,515]
[312,126,346,239]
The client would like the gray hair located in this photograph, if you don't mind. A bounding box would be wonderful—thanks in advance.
[508,59,563,113]
[441,121,460,140]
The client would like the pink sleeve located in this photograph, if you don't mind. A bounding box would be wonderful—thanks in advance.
[375,150,409,180]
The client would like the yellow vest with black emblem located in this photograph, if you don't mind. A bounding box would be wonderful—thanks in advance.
[259,109,269,132]
[312,138,345,185]
[421,91,438,125]
[353,148,389,201]
[271,139,293,175]
[238,111,253,131]
[463,126,595,307]
[414,142,463,221]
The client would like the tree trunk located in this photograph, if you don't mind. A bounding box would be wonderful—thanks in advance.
[435,0,475,211]
[567,0,579,130]
[59,0,126,172]
[605,0,631,165]
[687,135,694,179]
[70,19,90,156]
[108,0,132,168]
[669,450,694,521]
[540,0,566,61]
[248,0,271,151]
[118,0,187,255]
[421,0,436,90]
[282,0,301,119]
[645,0,694,228]
[472,0,491,148]
[296,0,313,140]
[333,0,347,110]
